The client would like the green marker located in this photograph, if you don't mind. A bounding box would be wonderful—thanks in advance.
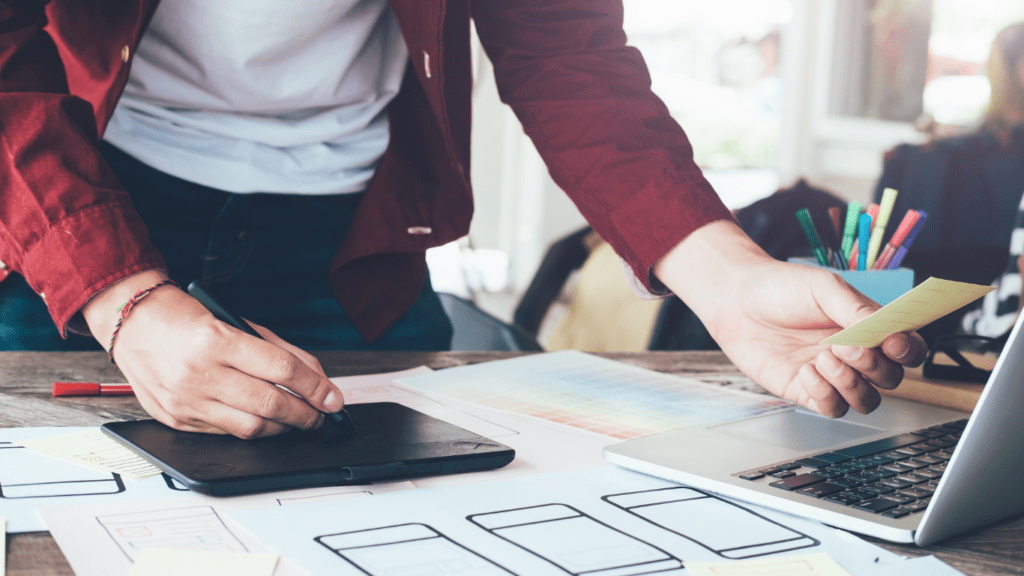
[796,208,829,267]
[841,201,861,261]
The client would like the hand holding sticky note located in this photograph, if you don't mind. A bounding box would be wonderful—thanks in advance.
[822,278,995,347]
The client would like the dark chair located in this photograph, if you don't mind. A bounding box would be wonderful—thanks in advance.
[438,292,544,352]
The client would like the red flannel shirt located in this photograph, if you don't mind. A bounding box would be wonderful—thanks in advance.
[0,0,733,342]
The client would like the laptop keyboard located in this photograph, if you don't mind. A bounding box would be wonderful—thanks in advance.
[735,419,967,519]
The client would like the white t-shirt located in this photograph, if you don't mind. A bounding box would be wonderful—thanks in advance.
[103,0,409,194]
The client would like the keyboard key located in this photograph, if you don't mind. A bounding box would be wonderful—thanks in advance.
[860,484,896,496]
[913,468,943,480]
[913,455,944,465]
[825,492,864,506]
[881,463,915,474]
[913,428,947,439]
[828,478,864,489]
[794,457,832,469]
[885,493,916,504]
[771,470,796,479]
[797,483,845,498]
[814,468,845,479]
[835,434,928,459]
[814,452,852,464]
[758,467,783,475]
[878,478,915,489]
[829,464,861,475]
[862,468,897,479]
[894,445,928,456]
[846,473,879,484]
[882,507,911,518]
[904,500,930,512]
[898,487,932,499]
[897,473,932,484]
[770,473,826,491]
[854,498,899,513]
[738,472,764,480]
[778,462,802,470]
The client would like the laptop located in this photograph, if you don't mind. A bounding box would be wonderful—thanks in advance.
[604,312,1024,545]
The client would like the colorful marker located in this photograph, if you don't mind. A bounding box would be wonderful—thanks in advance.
[796,208,829,267]
[887,210,929,270]
[857,213,872,271]
[873,209,920,270]
[865,187,898,269]
[52,382,134,397]
[841,201,861,261]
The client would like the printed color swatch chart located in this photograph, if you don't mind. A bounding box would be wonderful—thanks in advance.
[399,351,789,439]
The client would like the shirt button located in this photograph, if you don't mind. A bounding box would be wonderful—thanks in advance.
[0,259,6,270]
[39,292,46,303]
[408,226,432,235]
[120,45,130,63]
[423,51,431,78]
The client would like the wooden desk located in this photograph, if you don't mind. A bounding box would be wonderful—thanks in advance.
[2,351,1022,576]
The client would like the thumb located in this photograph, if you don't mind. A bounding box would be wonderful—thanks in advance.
[810,272,881,329]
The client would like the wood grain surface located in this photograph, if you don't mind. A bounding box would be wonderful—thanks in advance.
[1,351,1021,575]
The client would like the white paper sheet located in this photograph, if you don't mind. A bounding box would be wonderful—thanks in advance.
[227,467,907,576]
[0,427,196,533]
[40,482,414,576]
[397,351,789,440]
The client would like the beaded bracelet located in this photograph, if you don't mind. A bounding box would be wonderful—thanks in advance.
[108,279,178,364]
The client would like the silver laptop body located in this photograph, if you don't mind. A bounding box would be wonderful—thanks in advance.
[605,312,1024,545]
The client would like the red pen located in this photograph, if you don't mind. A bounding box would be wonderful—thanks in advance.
[52,382,134,397]
[873,209,920,270]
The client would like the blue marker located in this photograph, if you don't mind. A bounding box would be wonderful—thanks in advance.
[857,213,872,271]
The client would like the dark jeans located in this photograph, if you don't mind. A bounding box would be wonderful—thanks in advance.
[0,142,453,351]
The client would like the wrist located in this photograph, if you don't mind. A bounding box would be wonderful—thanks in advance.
[653,221,774,325]
[82,270,172,347]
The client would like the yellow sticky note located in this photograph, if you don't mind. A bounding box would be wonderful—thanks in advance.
[17,429,161,479]
[128,549,278,576]
[821,278,995,347]
[685,552,851,576]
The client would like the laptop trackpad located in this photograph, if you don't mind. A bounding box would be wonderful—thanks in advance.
[710,410,882,452]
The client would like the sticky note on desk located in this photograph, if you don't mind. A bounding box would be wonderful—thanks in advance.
[16,429,161,478]
[821,278,994,347]
[686,552,851,576]
[128,549,278,576]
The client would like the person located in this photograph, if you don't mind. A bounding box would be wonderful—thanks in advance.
[962,192,1024,340]
[0,1,926,439]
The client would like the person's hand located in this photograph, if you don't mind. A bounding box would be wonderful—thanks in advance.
[82,271,345,438]
[655,221,928,417]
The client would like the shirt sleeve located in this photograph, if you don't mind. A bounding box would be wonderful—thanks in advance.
[471,0,736,295]
[0,2,166,337]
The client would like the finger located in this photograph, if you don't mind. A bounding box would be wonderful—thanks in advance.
[815,350,882,414]
[797,363,849,418]
[208,368,326,431]
[130,380,236,435]
[222,329,345,414]
[808,272,881,329]
[831,345,904,390]
[248,320,329,377]
[880,332,928,368]
[184,400,294,439]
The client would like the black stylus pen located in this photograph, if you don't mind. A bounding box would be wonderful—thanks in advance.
[186,280,357,435]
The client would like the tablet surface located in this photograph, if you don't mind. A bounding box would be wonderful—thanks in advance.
[101,402,515,495]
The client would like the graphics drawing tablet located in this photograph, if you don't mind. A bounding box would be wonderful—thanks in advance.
[101,402,515,495]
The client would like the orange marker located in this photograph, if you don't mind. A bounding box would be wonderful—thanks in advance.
[873,209,921,270]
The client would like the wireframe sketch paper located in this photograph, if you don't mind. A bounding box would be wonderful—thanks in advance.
[226,467,908,576]
[397,351,789,440]
[17,428,162,478]
[41,483,414,576]
[0,427,196,533]
[127,548,278,576]
[822,278,994,347]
